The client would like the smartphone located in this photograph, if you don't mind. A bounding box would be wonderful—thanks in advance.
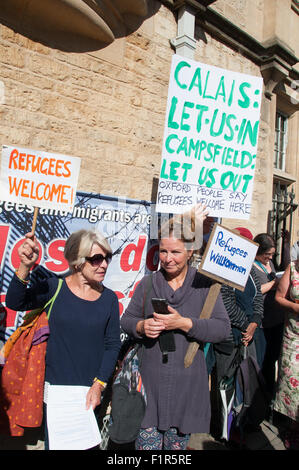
[151,298,176,354]
[151,298,169,314]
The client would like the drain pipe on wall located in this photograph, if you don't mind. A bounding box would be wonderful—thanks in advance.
[170,4,196,59]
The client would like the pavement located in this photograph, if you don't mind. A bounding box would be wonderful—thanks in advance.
[0,420,288,451]
[0,411,289,451]
[188,412,288,451]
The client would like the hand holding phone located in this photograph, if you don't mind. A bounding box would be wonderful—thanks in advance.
[151,298,175,354]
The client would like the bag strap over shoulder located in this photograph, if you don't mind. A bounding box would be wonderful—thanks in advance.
[21,277,63,324]
[46,278,63,319]
[142,273,153,319]
[1,278,63,362]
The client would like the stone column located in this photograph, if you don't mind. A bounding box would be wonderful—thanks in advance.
[170,5,196,58]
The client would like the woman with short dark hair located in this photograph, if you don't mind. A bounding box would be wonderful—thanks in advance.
[253,233,284,400]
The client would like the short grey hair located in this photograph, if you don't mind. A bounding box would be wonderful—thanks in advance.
[64,229,112,270]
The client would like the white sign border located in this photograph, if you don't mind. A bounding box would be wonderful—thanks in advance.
[198,223,259,291]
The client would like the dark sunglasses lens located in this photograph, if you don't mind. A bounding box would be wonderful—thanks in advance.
[90,255,104,266]
[87,254,112,266]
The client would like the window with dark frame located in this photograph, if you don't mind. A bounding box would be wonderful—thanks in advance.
[274,111,288,171]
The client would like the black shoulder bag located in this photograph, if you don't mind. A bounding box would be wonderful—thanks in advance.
[108,275,152,444]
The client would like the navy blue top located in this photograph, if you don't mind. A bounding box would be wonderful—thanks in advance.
[6,274,121,386]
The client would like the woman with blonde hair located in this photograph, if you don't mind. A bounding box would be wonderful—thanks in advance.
[3,229,121,449]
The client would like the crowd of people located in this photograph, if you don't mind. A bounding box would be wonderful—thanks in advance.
[0,204,298,451]
[210,228,299,449]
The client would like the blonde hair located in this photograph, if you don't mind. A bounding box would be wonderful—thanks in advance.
[158,211,198,245]
[158,210,204,265]
[64,229,112,270]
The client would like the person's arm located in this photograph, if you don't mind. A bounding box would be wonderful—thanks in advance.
[251,269,264,327]
[275,264,299,314]
[179,286,231,344]
[6,273,55,313]
[86,294,121,410]
[252,262,277,295]
[221,284,249,331]
[5,231,51,311]
[242,270,263,345]
[16,231,39,278]
[121,276,165,340]
[260,279,276,295]
[97,294,121,381]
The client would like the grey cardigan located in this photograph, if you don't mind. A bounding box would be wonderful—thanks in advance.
[120,266,230,434]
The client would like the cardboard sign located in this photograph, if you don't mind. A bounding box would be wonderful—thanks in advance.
[0,145,81,213]
[156,55,263,219]
[198,224,258,291]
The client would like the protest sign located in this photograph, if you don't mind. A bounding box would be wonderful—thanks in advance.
[198,224,258,291]
[156,55,263,219]
[0,145,81,214]
[184,223,258,367]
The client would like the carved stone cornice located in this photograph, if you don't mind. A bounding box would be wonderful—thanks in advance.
[164,2,298,69]
[189,3,299,102]
[161,0,216,13]
[0,0,148,51]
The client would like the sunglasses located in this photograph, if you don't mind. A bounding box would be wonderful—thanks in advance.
[85,253,112,267]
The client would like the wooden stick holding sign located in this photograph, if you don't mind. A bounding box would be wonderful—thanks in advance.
[184,223,259,368]
[31,207,39,235]
[184,281,221,368]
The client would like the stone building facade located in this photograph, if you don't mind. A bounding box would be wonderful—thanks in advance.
[0,0,298,266]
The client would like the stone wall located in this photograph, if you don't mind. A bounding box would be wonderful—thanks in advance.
[211,0,299,61]
[0,2,175,202]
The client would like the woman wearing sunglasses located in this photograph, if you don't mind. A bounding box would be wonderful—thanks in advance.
[4,229,121,449]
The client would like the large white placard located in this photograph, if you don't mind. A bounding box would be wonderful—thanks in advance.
[0,145,81,213]
[156,55,263,219]
[199,224,258,290]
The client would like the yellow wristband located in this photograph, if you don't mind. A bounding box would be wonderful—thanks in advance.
[93,378,107,389]
[15,270,29,285]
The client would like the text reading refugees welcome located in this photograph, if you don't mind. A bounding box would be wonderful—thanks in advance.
[7,148,74,205]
